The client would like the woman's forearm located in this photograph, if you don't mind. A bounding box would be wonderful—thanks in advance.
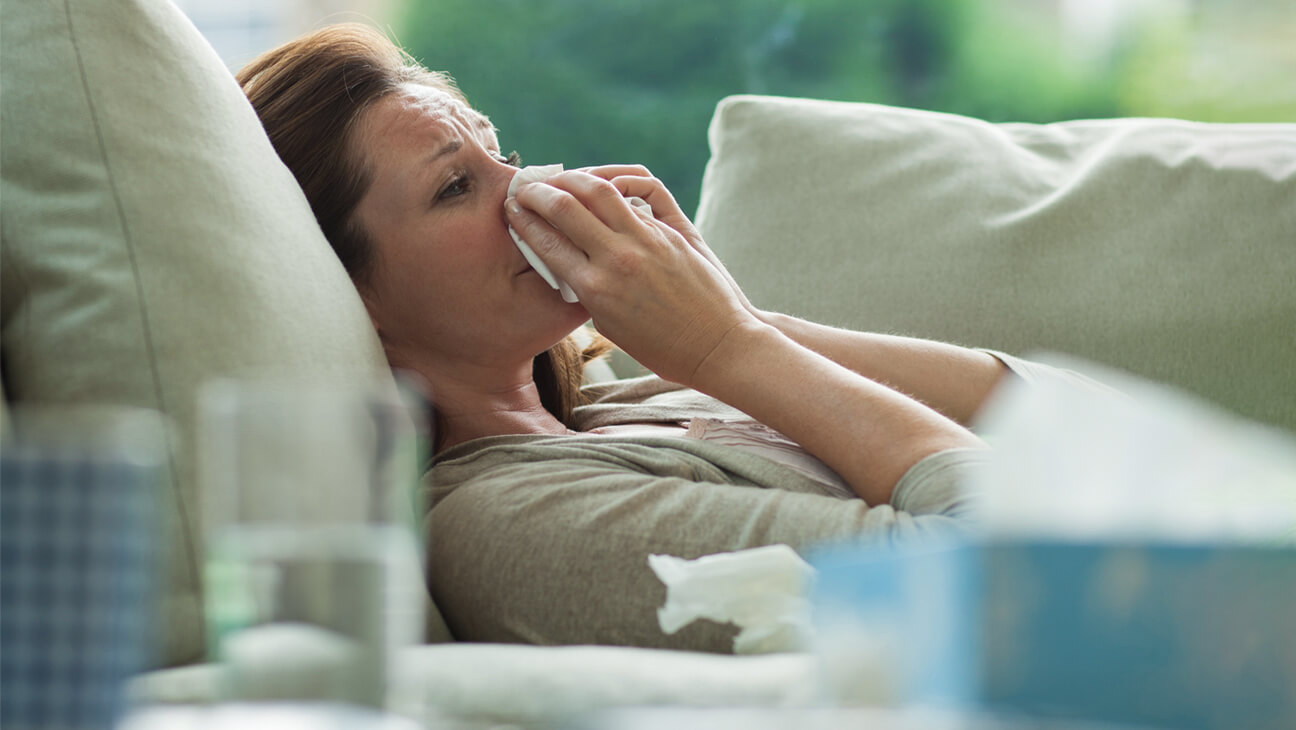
[688,321,985,506]
[757,312,1008,427]
[505,168,991,502]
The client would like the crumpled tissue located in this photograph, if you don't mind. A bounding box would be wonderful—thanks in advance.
[507,164,653,303]
[648,544,815,654]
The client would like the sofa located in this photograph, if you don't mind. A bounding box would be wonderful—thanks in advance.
[3,0,1293,726]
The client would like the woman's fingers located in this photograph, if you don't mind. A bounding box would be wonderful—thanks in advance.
[560,166,686,232]
[514,171,647,247]
[511,178,609,257]
[575,165,671,223]
[608,174,688,223]
[507,171,650,297]
[576,163,653,181]
[504,196,590,283]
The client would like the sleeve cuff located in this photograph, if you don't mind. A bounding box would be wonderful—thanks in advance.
[889,447,988,519]
[977,348,1127,399]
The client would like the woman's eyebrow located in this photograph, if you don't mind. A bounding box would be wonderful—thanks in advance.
[467,112,500,145]
[421,138,464,169]
[469,110,495,131]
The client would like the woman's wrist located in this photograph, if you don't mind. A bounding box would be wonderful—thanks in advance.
[741,311,1008,426]
[686,319,786,396]
[748,307,789,331]
[757,309,828,337]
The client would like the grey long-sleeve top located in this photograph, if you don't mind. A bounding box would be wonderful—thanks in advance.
[421,372,992,652]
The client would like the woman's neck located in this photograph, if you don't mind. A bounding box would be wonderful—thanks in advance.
[411,364,570,452]
[438,387,569,450]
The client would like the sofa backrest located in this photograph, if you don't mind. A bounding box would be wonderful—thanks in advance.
[696,96,1296,433]
[1,0,450,665]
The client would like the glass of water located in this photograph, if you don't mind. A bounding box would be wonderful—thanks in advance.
[198,379,428,709]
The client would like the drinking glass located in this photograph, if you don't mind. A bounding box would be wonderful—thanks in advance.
[198,379,428,708]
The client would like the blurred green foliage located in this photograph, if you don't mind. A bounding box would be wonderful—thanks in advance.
[394,0,1285,216]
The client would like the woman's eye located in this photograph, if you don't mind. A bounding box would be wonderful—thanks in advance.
[439,174,470,200]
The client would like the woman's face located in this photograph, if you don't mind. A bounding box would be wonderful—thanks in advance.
[351,83,587,374]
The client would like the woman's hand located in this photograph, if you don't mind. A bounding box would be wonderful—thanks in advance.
[507,169,763,386]
[574,165,759,317]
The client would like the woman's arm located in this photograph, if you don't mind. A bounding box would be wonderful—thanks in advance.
[753,315,1008,427]
[683,319,984,505]
[575,165,1008,427]
[507,171,984,506]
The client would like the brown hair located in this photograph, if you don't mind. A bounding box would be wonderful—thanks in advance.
[237,24,609,425]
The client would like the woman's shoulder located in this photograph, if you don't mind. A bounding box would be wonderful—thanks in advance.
[578,373,687,405]
[575,375,743,430]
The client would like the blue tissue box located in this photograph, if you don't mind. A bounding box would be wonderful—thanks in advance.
[810,538,1296,730]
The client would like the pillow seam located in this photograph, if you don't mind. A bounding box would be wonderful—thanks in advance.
[63,0,200,593]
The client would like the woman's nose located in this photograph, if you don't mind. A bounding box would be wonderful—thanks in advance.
[491,155,520,200]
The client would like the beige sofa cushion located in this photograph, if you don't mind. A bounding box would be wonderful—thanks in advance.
[129,644,816,723]
[1,0,449,664]
[695,96,1296,433]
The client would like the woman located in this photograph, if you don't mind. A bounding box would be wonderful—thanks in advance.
[239,24,1013,651]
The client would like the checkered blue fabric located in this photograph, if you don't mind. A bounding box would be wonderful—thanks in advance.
[1,447,160,730]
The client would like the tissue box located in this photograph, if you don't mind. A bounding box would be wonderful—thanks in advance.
[810,538,1296,730]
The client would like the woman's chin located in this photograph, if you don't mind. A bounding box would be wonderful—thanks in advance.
[560,305,593,336]
[545,289,589,318]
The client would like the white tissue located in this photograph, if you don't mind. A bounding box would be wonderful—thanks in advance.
[648,544,815,654]
[507,164,653,304]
